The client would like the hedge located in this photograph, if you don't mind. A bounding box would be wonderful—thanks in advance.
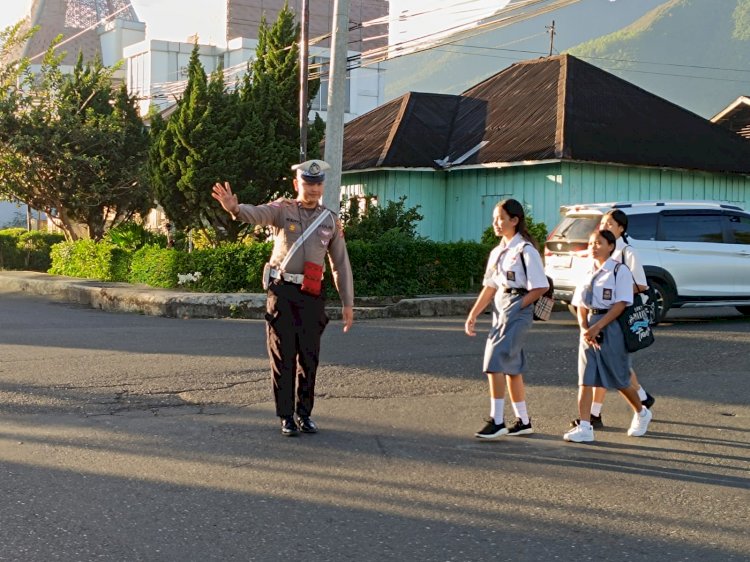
[48,237,492,297]
[0,228,65,271]
[48,240,131,281]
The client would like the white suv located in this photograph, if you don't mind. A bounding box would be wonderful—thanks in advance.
[544,201,750,321]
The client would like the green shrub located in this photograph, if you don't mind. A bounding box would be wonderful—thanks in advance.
[49,240,131,281]
[126,242,273,292]
[44,235,491,298]
[0,228,25,269]
[183,242,272,292]
[0,228,65,271]
[342,233,491,297]
[342,195,424,241]
[128,245,188,288]
[106,221,167,251]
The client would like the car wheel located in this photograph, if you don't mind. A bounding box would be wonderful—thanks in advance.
[736,306,750,316]
[648,278,673,323]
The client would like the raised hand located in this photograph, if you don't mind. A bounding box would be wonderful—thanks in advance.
[211,181,239,215]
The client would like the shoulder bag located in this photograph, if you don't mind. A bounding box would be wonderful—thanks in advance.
[520,244,555,321]
[613,263,655,352]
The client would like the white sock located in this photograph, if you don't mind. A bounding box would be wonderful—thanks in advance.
[512,401,529,425]
[591,402,603,417]
[579,420,592,430]
[637,387,648,401]
[490,398,505,424]
[639,407,648,417]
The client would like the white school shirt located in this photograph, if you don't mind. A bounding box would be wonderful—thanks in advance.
[612,237,648,287]
[571,257,634,310]
[483,233,549,291]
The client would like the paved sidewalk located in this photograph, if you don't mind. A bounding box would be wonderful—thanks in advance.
[0,271,479,320]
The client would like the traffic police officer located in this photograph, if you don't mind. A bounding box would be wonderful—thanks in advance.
[211,159,354,436]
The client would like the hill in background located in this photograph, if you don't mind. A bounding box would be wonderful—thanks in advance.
[567,0,750,118]
[383,1,663,103]
[383,0,750,118]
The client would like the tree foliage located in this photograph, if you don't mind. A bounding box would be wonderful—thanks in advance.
[341,195,425,241]
[0,27,152,241]
[149,6,325,245]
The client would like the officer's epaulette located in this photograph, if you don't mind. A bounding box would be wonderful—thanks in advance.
[269,197,295,208]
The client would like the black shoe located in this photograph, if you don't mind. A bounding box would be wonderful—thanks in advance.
[280,416,298,436]
[474,417,508,439]
[569,414,604,430]
[642,393,656,409]
[296,415,318,434]
[507,418,534,436]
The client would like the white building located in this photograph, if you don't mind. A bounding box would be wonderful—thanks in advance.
[124,37,385,124]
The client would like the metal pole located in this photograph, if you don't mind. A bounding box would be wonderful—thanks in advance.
[299,0,310,162]
[323,0,350,214]
[547,20,556,57]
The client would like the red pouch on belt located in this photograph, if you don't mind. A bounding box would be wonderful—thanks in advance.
[300,261,323,296]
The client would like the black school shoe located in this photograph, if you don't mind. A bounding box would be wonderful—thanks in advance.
[296,415,318,434]
[280,416,298,436]
[507,418,534,436]
[475,418,508,439]
[569,414,604,430]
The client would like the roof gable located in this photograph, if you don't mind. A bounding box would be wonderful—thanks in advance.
[560,55,750,174]
[342,54,750,175]
[342,92,460,170]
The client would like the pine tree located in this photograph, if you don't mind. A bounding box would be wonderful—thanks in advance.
[149,6,324,244]
[151,46,248,242]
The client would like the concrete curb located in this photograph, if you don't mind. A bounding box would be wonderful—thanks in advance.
[0,271,480,320]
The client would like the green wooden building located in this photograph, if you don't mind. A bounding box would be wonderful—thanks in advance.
[339,55,750,241]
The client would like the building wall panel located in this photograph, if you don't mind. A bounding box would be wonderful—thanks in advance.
[342,163,750,242]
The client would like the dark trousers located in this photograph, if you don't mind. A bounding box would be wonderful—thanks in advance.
[265,281,329,418]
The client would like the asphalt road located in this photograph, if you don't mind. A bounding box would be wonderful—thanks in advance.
[1,289,748,561]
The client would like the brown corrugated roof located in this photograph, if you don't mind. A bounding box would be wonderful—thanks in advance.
[342,54,750,174]
[342,92,460,170]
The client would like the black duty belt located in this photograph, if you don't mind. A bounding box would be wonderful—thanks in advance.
[588,308,608,315]
[503,287,529,295]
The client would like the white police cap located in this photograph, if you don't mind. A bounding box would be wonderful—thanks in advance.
[291,159,330,183]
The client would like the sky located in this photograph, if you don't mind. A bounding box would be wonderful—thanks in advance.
[2,0,227,44]
[389,0,511,49]
[3,0,510,48]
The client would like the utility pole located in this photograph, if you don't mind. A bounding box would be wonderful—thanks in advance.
[546,20,556,57]
[323,0,350,214]
[298,0,310,162]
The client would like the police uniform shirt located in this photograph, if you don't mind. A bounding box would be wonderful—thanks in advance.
[571,257,634,310]
[233,199,354,307]
[483,233,549,291]
[613,237,648,287]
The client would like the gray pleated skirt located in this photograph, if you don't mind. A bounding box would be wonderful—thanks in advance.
[578,312,630,389]
[483,292,533,375]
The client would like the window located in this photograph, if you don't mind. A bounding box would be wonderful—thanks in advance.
[310,57,351,113]
[627,213,658,241]
[726,214,750,244]
[552,217,599,241]
[660,214,724,243]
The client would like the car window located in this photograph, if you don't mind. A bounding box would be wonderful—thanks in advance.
[626,213,658,240]
[726,213,750,244]
[660,214,724,243]
[552,216,599,240]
